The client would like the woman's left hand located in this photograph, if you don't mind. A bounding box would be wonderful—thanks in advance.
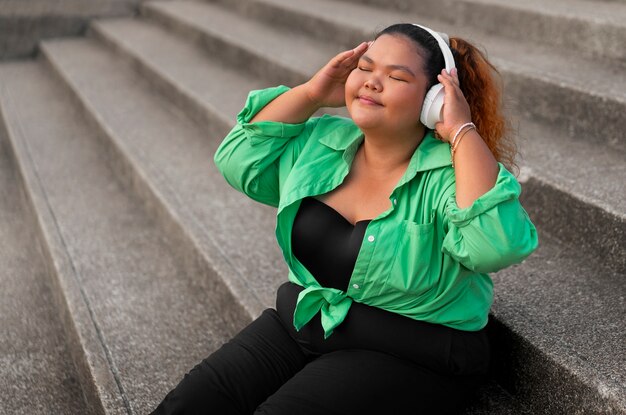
[434,68,472,143]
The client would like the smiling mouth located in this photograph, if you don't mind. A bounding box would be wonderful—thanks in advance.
[357,95,382,106]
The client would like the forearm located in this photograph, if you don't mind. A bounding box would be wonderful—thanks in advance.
[452,130,499,208]
[250,84,320,124]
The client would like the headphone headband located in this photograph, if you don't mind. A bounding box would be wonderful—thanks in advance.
[410,24,457,129]
[412,24,455,73]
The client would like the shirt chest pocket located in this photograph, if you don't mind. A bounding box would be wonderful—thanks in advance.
[386,219,437,295]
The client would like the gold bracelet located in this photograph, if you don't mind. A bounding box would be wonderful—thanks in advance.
[450,126,475,167]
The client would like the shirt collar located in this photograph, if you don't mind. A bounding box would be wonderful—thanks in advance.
[318,120,452,182]
[317,116,363,151]
[278,121,452,216]
[398,129,452,187]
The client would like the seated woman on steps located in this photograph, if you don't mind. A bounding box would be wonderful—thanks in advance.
[151,23,538,415]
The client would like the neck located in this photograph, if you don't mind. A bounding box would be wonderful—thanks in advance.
[358,126,426,176]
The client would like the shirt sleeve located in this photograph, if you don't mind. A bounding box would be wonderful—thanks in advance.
[440,163,539,273]
[213,85,319,207]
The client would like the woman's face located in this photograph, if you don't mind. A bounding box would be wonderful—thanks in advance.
[345,34,429,135]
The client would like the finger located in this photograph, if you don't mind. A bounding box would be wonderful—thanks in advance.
[333,42,368,67]
[438,71,461,94]
[344,42,369,63]
[330,49,357,68]
[355,41,369,52]
[331,43,365,64]
[433,123,448,142]
[450,67,461,87]
[439,68,456,82]
[437,72,455,90]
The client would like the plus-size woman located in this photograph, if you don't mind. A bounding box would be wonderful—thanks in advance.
[152,23,538,415]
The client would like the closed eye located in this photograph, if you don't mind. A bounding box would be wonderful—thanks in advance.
[389,75,407,82]
[358,66,372,72]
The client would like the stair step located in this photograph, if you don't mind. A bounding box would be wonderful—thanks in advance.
[88,16,272,136]
[0,0,136,60]
[517,120,625,275]
[0,74,88,413]
[321,0,626,64]
[199,0,625,153]
[491,231,625,413]
[0,55,247,414]
[0,60,126,415]
[40,33,284,316]
[129,0,626,272]
[140,0,342,88]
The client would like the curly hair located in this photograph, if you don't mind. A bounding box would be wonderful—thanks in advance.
[450,37,517,171]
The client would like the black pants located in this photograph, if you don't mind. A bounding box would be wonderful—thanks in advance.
[151,290,490,414]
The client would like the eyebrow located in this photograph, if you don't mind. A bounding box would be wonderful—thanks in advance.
[360,55,416,77]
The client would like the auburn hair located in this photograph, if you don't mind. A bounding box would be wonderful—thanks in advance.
[376,24,517,172]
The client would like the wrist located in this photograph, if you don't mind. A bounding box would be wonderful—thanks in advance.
[449,122,475,146]
[450,122,476,167]
[299,82,324,110]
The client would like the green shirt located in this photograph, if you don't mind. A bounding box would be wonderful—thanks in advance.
[214,85,538,338]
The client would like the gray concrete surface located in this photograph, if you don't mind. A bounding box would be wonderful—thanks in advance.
[0,0,138,59]
[41,36,279,317]
[0,90,88,414]
[491,230,625,413]
[1,55,248,414]
[318,0,626,63]
[0,0,624,413]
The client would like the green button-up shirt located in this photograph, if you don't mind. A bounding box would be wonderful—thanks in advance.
[214,86,538,338]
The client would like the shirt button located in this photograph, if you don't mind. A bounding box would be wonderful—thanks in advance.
[353,284,360,289]
[367,235,375,242]
[393,198,397,205]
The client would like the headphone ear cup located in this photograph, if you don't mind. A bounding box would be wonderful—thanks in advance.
[420,83,445,129]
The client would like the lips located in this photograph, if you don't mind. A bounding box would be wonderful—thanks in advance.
[357,94,382,106]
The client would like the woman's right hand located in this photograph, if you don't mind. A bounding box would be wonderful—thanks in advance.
[249,42,370,124]
[304,42,370,108]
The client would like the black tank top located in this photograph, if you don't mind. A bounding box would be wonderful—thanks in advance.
[291,196,371,290]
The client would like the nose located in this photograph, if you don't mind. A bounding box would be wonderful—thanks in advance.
[364,74,382,91]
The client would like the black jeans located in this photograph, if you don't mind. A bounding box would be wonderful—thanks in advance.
[151,286,490,415]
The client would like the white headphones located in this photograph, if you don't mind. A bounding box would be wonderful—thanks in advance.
[412,24,456,129]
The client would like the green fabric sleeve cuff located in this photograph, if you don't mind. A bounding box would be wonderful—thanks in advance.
[237,85,307,143]
[445,163,520,227]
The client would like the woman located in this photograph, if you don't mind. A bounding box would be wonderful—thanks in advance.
[152,23,538,414]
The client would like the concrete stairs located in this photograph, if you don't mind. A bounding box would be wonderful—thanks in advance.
[0,0,623,413]
[0,94,88,413]
[0,0,140,60]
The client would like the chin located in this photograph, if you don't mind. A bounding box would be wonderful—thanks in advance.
[351,117,378,131]
[347,108,379,130]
